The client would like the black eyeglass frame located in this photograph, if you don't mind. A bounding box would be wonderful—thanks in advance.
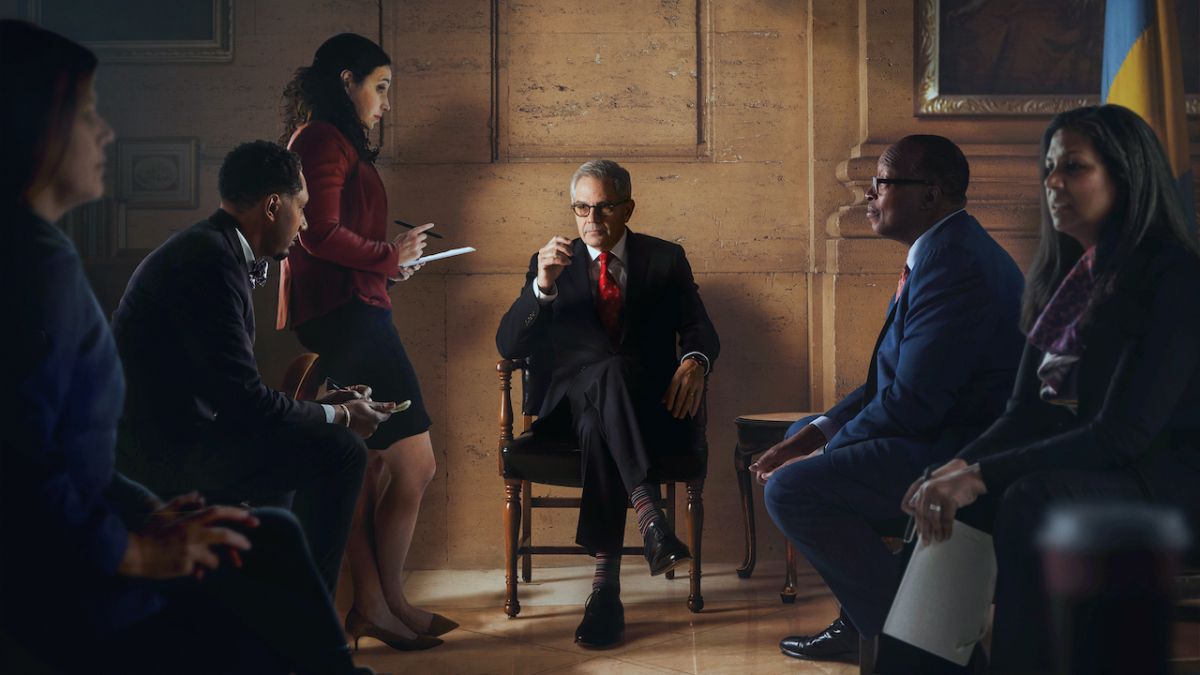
[871,176,935,192]
[570,197,632,217]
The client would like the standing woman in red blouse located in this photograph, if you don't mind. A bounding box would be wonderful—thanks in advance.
[279,33,455,650]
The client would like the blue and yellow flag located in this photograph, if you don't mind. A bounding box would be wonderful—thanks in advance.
[1103,0,1196,231]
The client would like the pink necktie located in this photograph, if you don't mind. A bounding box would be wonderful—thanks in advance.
[597,251,622,345]
[895,264,910,301]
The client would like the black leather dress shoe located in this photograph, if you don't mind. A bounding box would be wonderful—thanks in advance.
[575,587,624,649]
[779,616,860,662]
[643,521,691,576]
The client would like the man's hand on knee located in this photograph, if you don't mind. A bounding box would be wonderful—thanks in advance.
[662,359,704,419]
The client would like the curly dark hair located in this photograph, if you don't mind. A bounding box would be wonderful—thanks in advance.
[1022,104,1200,332]
[280,33,391,163]
[218,141,304,209]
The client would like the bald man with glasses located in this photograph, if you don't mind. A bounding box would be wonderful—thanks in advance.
[497,159,719,649]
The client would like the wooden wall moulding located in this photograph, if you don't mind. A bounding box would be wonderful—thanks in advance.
[493,0,712,161]
[24,0,234,63]
[915,0,1199,116]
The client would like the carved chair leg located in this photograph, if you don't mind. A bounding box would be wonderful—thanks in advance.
[686,479,704,612]
[520,480,532,583]
[504,480,522,617]
[664,482,677,580]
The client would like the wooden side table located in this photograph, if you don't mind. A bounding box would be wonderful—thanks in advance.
[734,411,818,603]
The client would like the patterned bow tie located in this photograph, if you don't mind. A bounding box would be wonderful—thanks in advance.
[249,258,269,288]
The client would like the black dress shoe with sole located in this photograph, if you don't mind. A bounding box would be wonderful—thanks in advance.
[780,616,860,662]
[642,521,691,576]
[575,587,624,649]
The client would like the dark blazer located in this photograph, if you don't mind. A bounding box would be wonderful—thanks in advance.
[3,206,164,648]
[113,209,324,486]
[496,231,719,420]
[959,235,1200,501]
[822,210,1026,473]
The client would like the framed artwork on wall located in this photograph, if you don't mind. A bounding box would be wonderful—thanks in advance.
[915,0,1199,115]
[116,138,199,209]
[22,0,233,63]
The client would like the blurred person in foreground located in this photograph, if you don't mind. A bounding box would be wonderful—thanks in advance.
[1,19,372,674]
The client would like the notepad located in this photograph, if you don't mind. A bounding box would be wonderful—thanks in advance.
[401,246,476,267]
[882,520,996,666]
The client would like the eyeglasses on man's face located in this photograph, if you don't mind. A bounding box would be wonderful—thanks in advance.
[571,198,631,218]
[870,176,935,193]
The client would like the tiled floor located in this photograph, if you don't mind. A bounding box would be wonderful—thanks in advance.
[341,561,1200,674]
[341,560,856,674]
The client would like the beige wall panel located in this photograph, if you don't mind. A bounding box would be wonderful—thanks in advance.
[711,29,805,162]
[711,0,806,32]
[506,0,694,33]
[444,273,524,566]
[503,31,700,157]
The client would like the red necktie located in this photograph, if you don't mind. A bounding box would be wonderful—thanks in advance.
[895,264,910,301]
[597,251,622,345]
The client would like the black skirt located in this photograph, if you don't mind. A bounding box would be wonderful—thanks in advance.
[295,299,433,449]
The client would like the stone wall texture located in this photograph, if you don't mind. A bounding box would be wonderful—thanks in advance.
[8,0,1198,570]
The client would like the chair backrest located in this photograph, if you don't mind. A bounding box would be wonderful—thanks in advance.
[280,353,322,401]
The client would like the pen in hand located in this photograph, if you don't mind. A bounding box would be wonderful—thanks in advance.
[394,219,444,239]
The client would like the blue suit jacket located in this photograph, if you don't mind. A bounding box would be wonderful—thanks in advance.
[823,210,1025,478]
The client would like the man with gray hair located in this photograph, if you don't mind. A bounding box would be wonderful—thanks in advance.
[497,159,720,649]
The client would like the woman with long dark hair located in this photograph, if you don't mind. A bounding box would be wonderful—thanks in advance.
[279,32,453,650]
[897,104,1200,672]
[2,20,371,675]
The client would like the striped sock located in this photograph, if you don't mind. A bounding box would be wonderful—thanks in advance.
[592,551,622,592]
[630,483,664,538]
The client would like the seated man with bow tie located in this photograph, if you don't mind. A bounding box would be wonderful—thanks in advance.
[112,141,394,595]
[497,159,720,649]
[750,135,1026,665]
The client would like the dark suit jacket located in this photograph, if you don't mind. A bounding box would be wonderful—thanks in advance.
[822,210,1026,475]
[496,231,719,424]
[959,235,1200,502]
[112,209,325,488]
[4,205,164,648]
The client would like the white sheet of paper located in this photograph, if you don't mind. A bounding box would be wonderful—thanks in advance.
[882,520,996,666]
[401,246,476,267]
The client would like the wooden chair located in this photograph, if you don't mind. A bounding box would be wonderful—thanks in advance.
[497,356,708,618]
[280,352,323,401]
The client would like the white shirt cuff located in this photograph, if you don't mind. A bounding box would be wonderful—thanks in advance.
[322,404,336,424]
[532,282,558,305]
[810,416,840,442]
[680,351,711,375]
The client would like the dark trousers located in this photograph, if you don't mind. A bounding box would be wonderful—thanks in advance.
[103,508,357,675]
[763,416,921,638]
[138,421,366,595]
[534,355,686,554]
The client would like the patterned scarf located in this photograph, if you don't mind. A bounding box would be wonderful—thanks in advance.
[1027,247,1097,406]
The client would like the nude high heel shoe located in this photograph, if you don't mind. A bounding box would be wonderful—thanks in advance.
[345,607,443,651]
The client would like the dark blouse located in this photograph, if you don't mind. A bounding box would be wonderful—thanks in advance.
[958,236,1200,501]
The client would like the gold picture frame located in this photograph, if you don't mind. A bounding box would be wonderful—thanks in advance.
[915,0,1199,116]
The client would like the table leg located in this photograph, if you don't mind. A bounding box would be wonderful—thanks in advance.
[780,540,797,603]
[735,445,757,579]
